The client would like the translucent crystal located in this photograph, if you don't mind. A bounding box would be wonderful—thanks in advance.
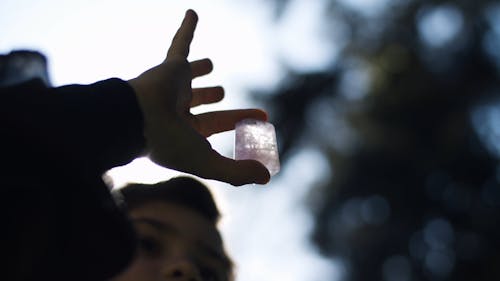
[234,118,280,176]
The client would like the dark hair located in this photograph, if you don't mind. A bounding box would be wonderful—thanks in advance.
[116,176,220,223]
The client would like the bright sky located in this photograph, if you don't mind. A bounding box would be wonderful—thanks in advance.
[0,0,341,280]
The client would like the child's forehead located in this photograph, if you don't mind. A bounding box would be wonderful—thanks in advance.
[131,201,223,245]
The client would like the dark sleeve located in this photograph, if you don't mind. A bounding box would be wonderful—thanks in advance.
[1,78,146,280]
[2,78,146,172]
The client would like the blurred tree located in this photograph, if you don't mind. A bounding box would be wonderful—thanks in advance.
[256,0,500,280]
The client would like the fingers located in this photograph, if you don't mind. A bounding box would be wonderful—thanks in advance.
[191,87,224,107]
[191,58,213,78]
[167,9,198,60]
[192,109,268,137]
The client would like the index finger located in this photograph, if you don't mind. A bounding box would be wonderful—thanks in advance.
[193,109,268,137]
[166,9,198,60]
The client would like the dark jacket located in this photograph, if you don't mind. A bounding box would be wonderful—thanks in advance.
[1,78,145,280]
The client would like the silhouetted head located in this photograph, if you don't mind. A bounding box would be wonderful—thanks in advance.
[0,50,50,86]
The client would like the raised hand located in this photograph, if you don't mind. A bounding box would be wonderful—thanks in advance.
[128,10,270,186]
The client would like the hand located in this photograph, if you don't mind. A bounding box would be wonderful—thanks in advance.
[128,10,270,186]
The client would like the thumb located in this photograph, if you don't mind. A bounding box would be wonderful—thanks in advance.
[204,154,271,186]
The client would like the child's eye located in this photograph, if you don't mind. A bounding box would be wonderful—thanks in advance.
[138,236,162,257]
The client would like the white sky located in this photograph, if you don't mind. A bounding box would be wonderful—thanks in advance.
[0,0,341,280]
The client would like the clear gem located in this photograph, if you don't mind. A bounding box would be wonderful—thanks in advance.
[234,119,280,176]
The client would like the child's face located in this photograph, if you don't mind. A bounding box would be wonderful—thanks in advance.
[111,201,232,281]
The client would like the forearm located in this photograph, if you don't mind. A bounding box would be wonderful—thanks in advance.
[54,78,146,171]
[2,78,146,175]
